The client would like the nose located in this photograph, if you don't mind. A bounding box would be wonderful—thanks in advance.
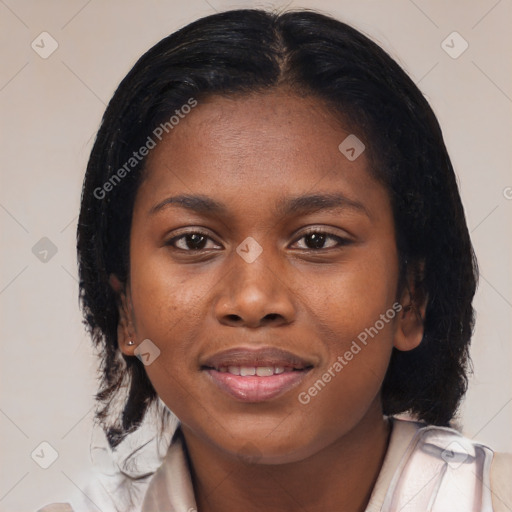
[214,252,296,328]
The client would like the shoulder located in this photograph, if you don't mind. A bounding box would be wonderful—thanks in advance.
[491,451,512,512]
[413,421,512,511]
[36,471,155,512]
[36,406,180,512]
[373,417,511,511]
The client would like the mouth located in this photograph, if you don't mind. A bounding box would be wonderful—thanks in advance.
[200,347,314,402]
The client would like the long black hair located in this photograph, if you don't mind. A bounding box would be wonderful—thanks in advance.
[77,8,477,448]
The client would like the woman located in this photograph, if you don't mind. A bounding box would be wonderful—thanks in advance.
[40,8,511,512]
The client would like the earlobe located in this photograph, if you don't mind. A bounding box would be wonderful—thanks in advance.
[109,274,137,356]
[117,298,138,356]
[394,303,425,351]
[394,265,428,352]
[118,316,138,356]
[109,274,124,294]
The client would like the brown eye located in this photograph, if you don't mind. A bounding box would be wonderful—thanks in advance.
[182,234,207,250]
[294,231,347,250]
[169,232,220,251]
[304,233,327,249]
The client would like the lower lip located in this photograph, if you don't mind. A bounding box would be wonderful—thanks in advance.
[204,369,311,402]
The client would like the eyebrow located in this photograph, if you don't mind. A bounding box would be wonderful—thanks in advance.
[149,193,369,218]
[277,193,369,218]
[150,194,227,215]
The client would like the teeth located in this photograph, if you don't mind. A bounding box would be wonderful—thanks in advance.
[256,366,274,377]
[228,366,240,375]
[218,366,290,376]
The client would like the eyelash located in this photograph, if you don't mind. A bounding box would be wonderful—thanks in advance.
[166,228,351,252]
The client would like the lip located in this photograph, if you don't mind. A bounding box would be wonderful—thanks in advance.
[201,346,314,370]
[201,346,314,402]
[204,368,312,402]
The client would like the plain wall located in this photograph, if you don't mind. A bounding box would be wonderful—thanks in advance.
[1,0,511,509]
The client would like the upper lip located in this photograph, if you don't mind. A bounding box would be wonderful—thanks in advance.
[201,346,314,370]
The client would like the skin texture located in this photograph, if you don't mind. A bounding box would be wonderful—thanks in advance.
[113,90,425,512]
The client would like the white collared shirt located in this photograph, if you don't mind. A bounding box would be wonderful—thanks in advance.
[39,417,512,512]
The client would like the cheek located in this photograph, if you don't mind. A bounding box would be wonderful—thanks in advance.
[296,296,396,443]
[129,247,211,335]
[127,254,209,386]
[295,249,399,410]
[303,248,399,342]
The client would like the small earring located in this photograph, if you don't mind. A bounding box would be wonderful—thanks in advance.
[127,340,135,346]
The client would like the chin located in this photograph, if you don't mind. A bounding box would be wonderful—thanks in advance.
[215,428,324,466]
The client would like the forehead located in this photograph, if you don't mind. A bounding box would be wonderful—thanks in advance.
[138,90,385,216]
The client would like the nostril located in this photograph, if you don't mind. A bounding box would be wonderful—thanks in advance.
[226,314,242,322]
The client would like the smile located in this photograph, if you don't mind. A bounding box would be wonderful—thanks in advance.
[200,346,315,402]
[203,366,312,402]
[217,365,291,376]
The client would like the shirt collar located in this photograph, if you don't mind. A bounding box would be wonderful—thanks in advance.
[141,417,421,511]
[141,427,197,512]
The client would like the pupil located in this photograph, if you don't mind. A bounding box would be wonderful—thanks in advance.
[187,234,206,250]
[306,233,325,249]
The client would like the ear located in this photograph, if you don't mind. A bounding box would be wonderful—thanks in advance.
[394,263,428,352]
[109,274,137,357]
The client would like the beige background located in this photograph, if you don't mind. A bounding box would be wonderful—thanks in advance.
[1,0,511,509]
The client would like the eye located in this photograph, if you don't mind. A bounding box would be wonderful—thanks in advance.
[167,231,221,251]
[292,230,350,250]
[166,229,349,252]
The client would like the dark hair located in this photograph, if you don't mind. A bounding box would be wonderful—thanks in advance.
[77,8,477,447]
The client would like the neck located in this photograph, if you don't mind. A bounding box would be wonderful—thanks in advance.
[182,406,391,512]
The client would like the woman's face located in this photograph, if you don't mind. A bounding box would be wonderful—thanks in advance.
[116,91,420,464]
